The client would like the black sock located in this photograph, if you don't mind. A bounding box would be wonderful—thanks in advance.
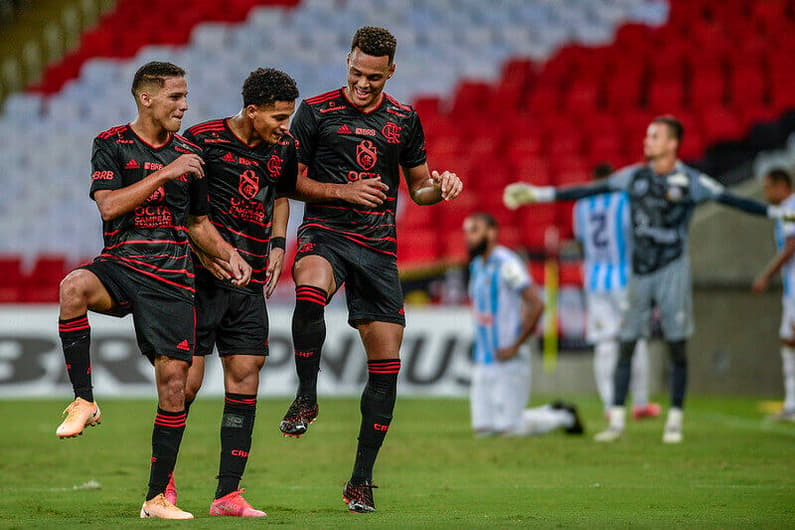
[667,340,688,409]
[292,285,328,401]
[351,359,400,485]
[147,408,187,501]
[59,314,93,402]
[216,393,256,499]
[612,340,636,407]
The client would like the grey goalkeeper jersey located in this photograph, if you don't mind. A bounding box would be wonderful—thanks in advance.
[606,162,724,274]
[556,161,770,275]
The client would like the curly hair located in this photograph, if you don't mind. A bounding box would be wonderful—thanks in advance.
[242,68,299,107]
[351,26,397,63]
[131,61,185,97]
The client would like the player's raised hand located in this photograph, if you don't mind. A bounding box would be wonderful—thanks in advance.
[340,177,389,207]
[227,250,252,288]
[503,182,538,210]
[264,247,285,298]
[431,170,463,201]
[165,154,205,179]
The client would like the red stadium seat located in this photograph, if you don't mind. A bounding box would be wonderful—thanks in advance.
[399,228,439,268]
[0,256,24,303]
[689,70,725,108]
[700,106,743,144]
[729,66,767,108]
[23,255,68,303]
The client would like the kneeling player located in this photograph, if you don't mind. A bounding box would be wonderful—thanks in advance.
[172,68,299,517]
[464,213,584,437]
[56,62,250,519]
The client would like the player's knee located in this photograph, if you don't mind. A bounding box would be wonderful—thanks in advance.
[184,381,200,403]
[59,271,91,309]
[224,357,264,391]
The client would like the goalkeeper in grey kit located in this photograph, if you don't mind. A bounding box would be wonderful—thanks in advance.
[504,115,794,444]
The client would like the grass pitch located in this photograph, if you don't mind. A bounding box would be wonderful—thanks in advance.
[1,396,793,528]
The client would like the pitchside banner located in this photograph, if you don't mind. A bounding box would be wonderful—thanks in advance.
[0,305,476,398]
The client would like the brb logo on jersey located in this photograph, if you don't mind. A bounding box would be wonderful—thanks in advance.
[239,169,259,199]
[381,122,401,144]
[356,140,377,170]
[267,154,283,179]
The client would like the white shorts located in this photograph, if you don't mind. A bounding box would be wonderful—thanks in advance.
[470,354,531,433]
[781,298,795,341]
[585,290,626,343]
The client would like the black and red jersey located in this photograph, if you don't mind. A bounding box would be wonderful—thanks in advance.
[89,124,208,299]
[290,88,426,257]
[184,118,298,293]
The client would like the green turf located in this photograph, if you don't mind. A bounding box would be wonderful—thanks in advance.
[1,396,793,529]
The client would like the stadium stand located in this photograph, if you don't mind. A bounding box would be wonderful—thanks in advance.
[1,0,795,302]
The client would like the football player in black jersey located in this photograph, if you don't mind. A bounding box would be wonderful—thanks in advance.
[279,26,462,513]
[173,68,299,517]
[56,62,250,519]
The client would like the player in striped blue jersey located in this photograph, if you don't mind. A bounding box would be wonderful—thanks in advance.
[753,168,795,422]
[573,164,660,419]
[464,213,583,437]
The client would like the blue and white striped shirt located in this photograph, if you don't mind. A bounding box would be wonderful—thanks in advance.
[468,246,531,365]
[776,193,795,299]
[574,191,631,293]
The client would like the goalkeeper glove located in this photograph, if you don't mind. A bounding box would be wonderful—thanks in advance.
[503,183,555,209]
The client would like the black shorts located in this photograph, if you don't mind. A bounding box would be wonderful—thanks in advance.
[295,228,405,328]
[81,259,195,363]
[194,270,269,357]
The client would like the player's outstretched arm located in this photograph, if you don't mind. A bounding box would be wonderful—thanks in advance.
[292,162,389,207]
[503,180,610,210]
[94,154,204,221]
[264,197,289,298]
[403,164,462,205]
[701,175,795,219]
[187,215,251,287]
[714,191,795,219]
[753,237,795,293]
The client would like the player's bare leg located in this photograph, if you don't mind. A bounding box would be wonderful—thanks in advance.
[208,355,267,517]
[343,321,402,513]
[140,356,192,519]
[280,255,335,437]
[163,355,206,505]
[56,269,115,438]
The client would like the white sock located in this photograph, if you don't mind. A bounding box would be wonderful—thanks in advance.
[630,339,650,407]
[665,407,683,430]
[782,347,795,412]
[608,406,626,430]
[594,340,618,411]
[517,405,573,435]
